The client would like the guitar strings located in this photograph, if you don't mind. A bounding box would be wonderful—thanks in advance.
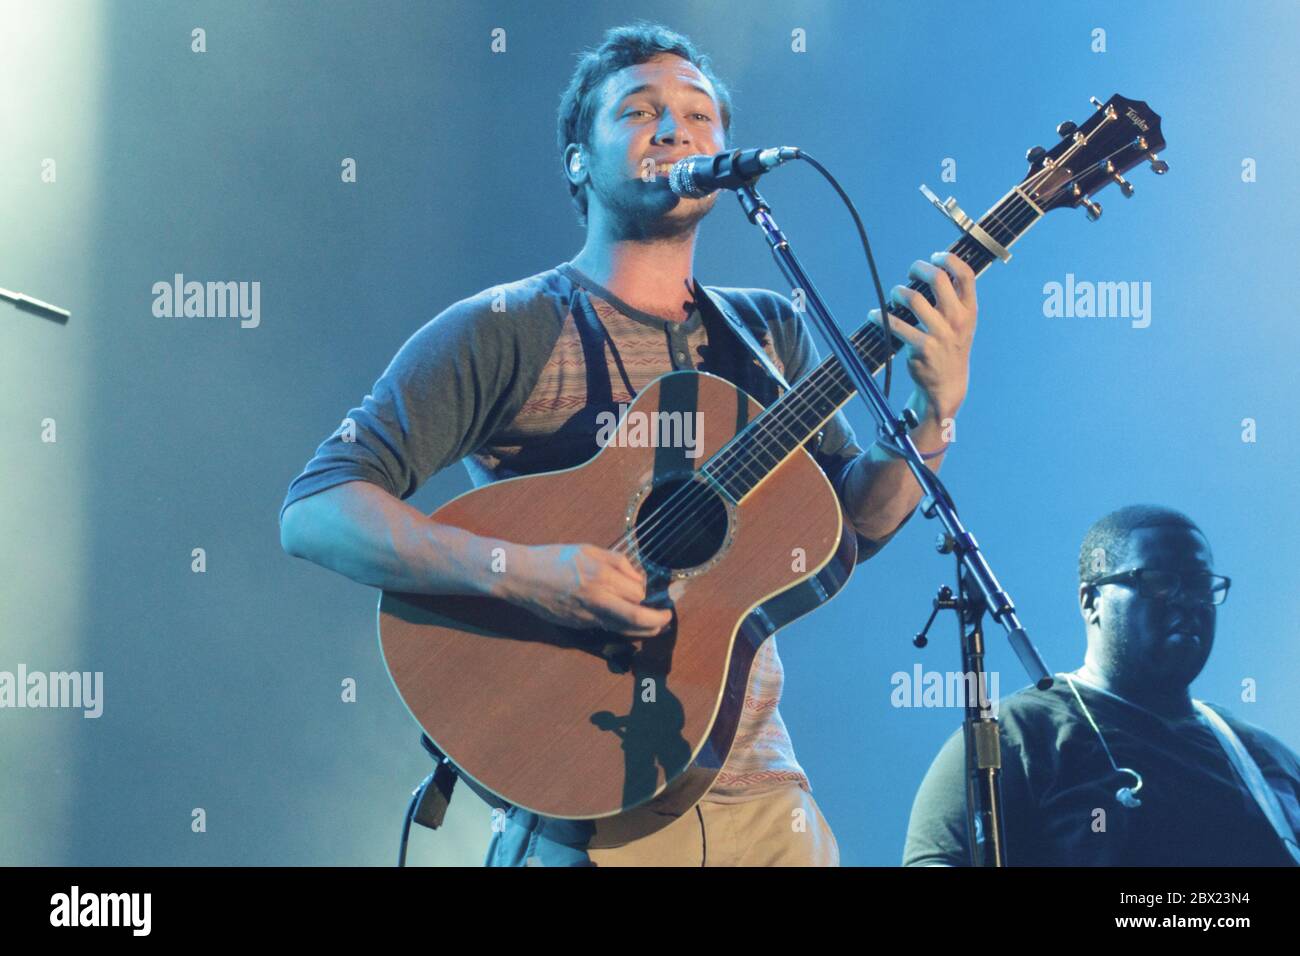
[611,193,1040,571]
[609,162,1094,572]
[624,153,1128,568]
[616,191,1042,558]
[612,212,1026,570]
[616,189,1044,557]
[619,146,1108,557]
[638,170,1064,509]
[677,156,1083,501]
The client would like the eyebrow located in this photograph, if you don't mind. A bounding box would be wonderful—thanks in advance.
[613,82,716,109]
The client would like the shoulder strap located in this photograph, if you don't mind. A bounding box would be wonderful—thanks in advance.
[696,285,791,390]
[568,288,638,400]
[412,733,458,830]
[697,283,829,456]
[1192,700,1300,864]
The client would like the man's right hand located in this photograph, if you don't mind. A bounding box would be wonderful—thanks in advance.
[499,543,674,638]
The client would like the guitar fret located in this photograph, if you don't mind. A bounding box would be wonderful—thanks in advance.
[704,191,1041,500]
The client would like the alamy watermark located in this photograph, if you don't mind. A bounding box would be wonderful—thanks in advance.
[1042,273,1151,328]
[0,665,103,718]
[891,665,999,716]
[50,886,150,935]
[151,273,260,328]
[595,404,704,459]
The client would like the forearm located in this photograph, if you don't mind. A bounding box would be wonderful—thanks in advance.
[280,480,517,597]
[841,389,953,540]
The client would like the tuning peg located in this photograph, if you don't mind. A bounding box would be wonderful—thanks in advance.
[1056,120,1078,137]
[1103,160,1135,197]
[1026,145,1047,163]
[1090,96,1105,109]
[1147,152,1169,174]
[1081,197,1103,221]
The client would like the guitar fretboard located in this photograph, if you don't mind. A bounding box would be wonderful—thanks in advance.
[702,189,1043,502]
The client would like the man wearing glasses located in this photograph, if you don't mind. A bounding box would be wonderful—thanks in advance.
[903,505,1300,866]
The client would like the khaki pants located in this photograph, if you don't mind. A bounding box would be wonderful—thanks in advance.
[484,783,840,867]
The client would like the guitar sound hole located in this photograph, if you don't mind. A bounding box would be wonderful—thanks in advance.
[633,477,729,573]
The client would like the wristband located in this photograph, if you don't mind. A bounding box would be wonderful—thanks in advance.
[877,437,949,461]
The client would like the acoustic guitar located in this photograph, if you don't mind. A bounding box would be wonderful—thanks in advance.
[378,94,1167,847]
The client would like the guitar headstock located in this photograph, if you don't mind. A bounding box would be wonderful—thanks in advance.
[1020,94,1167,220]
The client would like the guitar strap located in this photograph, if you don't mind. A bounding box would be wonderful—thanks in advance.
[695,282,827,457]
[412,733,457,831]
[1192,700,1300,865]
[694,283,792,392]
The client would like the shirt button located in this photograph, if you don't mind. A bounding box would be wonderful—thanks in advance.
[675,350,687,363]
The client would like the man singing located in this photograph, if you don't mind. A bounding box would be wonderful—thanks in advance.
[904,505,1300,866]
[281,21,978,866]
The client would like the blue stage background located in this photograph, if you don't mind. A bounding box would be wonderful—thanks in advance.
[3,0,1296,865]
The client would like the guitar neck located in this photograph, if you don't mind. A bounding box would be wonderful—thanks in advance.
[702,187,1044,503]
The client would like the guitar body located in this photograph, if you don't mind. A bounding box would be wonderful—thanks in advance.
[378,370,857,847]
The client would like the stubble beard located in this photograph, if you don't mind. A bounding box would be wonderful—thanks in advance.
[596,178,718,242]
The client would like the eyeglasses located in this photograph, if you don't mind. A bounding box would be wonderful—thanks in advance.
[1090,568,1231,606]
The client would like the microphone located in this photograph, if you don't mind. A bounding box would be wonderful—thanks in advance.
[668,147,800,198]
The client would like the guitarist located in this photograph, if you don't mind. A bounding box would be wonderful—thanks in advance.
[280,22,979,866]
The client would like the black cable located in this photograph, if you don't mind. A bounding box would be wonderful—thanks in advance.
[793,151,897,400]
[787,151,960,517]
[398,772,435,867]
[697,804,707,867]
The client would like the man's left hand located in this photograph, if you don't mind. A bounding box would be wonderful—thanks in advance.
[868,251,978,424]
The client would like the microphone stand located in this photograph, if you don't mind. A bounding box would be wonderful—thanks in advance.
[913,553,1008,865]
[734,181,1052,866]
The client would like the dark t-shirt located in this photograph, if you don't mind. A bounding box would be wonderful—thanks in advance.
[903,677,1300,866]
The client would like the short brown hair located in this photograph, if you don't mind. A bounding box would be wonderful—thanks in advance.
[556,21,734,226]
